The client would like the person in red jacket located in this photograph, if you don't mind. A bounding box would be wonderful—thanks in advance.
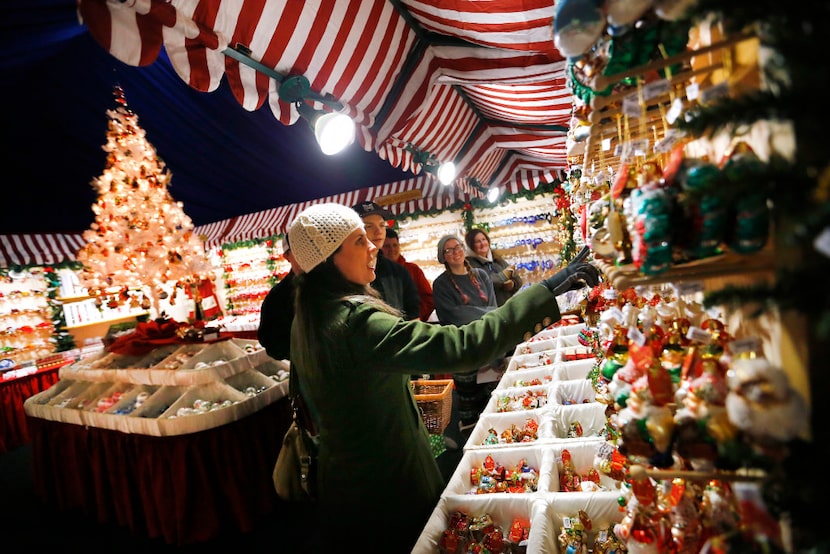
[382,228,435,322]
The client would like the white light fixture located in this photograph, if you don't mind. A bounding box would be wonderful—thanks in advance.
[278,75,355,155]
[314,112,355,155]
[437,161,456,185]
[487,186,500,203]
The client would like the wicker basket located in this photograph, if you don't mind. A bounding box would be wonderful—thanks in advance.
[412,379,453,434]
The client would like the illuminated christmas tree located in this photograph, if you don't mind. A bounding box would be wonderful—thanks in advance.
[77,86,212,317]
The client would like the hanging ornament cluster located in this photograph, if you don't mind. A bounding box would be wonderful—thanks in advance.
[76,86,213,316]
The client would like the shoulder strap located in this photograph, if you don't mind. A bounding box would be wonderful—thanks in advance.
[288,365,318,435]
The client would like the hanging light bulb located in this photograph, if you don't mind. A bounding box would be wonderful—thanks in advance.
[487,186,500,203]
[314,112,355,155]
[437,161,456,185]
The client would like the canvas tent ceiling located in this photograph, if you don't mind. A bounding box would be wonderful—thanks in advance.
[1,0,574,265]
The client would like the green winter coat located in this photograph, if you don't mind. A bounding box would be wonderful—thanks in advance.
[290,283,560,551]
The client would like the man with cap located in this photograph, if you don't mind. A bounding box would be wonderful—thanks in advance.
[257,234,303,361]
[352,200,420,320]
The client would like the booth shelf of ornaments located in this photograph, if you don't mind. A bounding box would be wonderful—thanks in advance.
[394,189,577,287]
[215,238,290,323]
[414,4,822,553]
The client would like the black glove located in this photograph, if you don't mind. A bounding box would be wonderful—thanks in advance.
[540,262,601,296]
[569,245,591,265]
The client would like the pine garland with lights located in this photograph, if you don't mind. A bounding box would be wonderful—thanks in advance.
[42,267,76,352]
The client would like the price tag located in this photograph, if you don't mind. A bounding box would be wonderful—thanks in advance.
[686,326,713,343]
[643,78,671,101]
[674,281,704,296]
[730,337,762,355]
[666,97,684,124]
[602,288,618,300]
[814,226,830,257]
[701,81,730,104]
[563,516,573,529]
[613,143,622,157]
[629,139,650,157]
[602,137,612,151]
[654,129,683,153]
[686,82,699,101]
[601,306,625,324]
[628,326,646,347]
[622,93,642,117]
[595,441,614,460]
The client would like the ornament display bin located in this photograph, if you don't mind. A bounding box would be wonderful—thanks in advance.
[24,339,289,436]
[413,378,454,434]
[465,410,551,450]
[507,349,559,373]
[552,359,596,381]
[444,445,554,497]
[497,365,556,390]
[548,403,608,441]
[485,384,552,414]
[414,495,554,553]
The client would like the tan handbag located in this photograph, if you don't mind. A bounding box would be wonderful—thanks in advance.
[273,370,318,502]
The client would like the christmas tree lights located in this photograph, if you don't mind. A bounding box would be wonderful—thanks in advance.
[76,87,212,317]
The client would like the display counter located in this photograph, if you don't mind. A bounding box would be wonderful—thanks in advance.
[0,358,72,454]
[23,338,293,545]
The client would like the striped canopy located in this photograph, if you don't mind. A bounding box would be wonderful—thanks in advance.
[78,0,573,201]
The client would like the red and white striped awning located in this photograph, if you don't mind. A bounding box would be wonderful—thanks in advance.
[0,234,86,267]
[78,0,572,199]
[198,174,473,249]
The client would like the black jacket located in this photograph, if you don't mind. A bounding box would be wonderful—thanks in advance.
[257,271,296,360]
[372,252,420,320]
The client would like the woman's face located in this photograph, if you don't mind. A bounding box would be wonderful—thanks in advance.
[471,232,490,257]
[333,228,377,285]
[442,238,467,271]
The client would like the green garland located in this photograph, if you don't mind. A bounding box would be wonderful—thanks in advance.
[220,234,283,252]
[1,260,83,275]
[42,268,77,352]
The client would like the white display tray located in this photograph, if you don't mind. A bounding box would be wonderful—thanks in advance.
[24,339,289,436]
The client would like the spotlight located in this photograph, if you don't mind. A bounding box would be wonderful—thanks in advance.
[279,75,355,155]
[437,162,456,185]
[487,187,500,203]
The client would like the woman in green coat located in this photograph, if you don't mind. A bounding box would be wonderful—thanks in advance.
[285,203,600,552]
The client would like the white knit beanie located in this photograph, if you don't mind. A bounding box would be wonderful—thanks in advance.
[288,203,365,272]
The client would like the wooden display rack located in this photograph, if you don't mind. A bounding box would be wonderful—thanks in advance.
[579,28,760,172]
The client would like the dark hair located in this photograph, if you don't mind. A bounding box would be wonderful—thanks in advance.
[385,229,399,240]
[464,228,506,265]
[293,256,399,373]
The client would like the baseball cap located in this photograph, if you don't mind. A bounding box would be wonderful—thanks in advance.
[352,200,393,220]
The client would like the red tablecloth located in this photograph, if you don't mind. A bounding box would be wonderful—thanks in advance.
[27,396,291,545]
[0,364,62,454]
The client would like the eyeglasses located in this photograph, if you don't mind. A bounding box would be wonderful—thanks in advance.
[443,245,465,256]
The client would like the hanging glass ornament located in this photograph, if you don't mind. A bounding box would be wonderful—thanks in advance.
[554,0,606,59]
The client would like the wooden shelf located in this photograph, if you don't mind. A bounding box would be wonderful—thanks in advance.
[595,249,776,290]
